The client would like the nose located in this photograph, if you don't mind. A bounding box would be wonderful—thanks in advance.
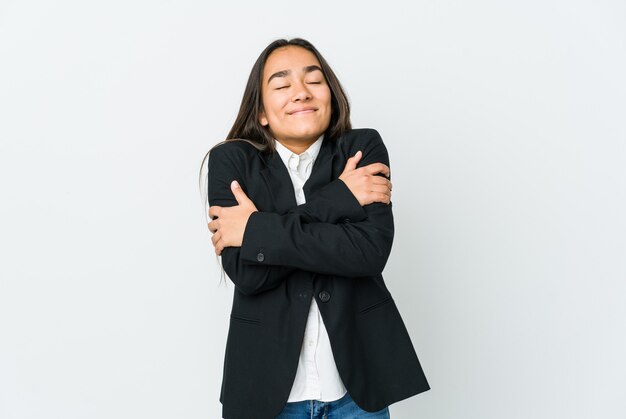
[291,80,312,102]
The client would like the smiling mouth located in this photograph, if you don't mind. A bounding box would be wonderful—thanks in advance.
[289,108,317,115]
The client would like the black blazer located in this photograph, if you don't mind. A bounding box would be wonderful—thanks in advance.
[207,128,430,419]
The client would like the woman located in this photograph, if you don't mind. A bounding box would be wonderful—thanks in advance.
[201,38,430,419]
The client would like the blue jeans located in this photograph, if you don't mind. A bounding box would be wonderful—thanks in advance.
[275,392,390,418]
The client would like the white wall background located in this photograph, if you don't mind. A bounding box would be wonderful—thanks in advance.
[1,1,624,418]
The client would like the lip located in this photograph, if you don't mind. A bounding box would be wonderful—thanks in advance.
[288,107,318,115]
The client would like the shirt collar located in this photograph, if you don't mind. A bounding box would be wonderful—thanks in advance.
[274,134,324,167]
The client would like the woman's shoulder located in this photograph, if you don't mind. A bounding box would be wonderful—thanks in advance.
[210,138,263,156]
[336,128,386,153]
[208,139,266,167]
[206,139,267,177]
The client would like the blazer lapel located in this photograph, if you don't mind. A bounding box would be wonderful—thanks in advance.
[303,135,335,198]
[260,152,297,214]
[259,136,336,214]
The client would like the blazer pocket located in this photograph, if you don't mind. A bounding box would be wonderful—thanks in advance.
[230,313,261,325]
[359,296,393,315]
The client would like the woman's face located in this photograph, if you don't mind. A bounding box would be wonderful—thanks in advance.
[259,46,332,145]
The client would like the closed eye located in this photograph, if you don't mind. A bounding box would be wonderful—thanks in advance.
[276,85,289,90]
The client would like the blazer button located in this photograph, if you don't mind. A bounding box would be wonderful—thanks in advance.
[256,252,265,262]
[343,217,351,223]
[318,291,331,303]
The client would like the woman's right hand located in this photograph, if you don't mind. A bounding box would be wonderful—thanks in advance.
[338,150,393,206]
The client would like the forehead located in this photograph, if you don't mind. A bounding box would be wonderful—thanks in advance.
[263,46,322,82]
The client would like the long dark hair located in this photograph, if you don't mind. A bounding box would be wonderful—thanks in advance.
[199,37,352,282]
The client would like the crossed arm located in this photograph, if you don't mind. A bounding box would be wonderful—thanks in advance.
[207,131,394,295]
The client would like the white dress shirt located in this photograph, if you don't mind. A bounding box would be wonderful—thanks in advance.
[274,134,348,403]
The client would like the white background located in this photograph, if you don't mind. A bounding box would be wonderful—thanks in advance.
[1,1,625,418]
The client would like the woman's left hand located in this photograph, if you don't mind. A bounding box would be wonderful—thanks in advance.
[208,180,258,255]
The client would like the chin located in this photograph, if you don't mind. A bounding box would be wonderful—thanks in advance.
[294,125,326,138]
[294,132,324,141]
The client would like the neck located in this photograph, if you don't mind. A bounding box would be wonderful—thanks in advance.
[276,137,318,155]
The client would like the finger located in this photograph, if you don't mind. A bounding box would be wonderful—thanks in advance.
[215,240,224,256]
[208,206,221,220]
[350,150,363,167]
[208,219,218,234]
[371,184,392,197]
[211,230,221,247]
[342,150,362,173]
[370,176,392,189]
[368,162,390,177]
[363,162,390,177]
[230,180,250,205]
[372,191,391,204]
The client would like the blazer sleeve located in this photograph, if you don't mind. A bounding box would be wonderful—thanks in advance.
[207,141,370,296]
[238,129,394,279]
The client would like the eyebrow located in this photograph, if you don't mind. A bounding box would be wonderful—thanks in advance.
[267,65,323,84]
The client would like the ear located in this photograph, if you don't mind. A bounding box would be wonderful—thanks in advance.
[258,110,268,127]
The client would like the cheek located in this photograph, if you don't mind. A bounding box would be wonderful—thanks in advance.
[266,97,289,117]
[320,89,332,111]
[321,92,332,114]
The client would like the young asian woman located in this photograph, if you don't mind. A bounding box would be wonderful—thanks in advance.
[202,38,430,419]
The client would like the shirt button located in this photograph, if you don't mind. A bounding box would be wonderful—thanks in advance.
[318,291,331,303]
[256,252,265,262]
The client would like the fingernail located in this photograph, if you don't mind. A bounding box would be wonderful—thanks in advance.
[232,180,239,188]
